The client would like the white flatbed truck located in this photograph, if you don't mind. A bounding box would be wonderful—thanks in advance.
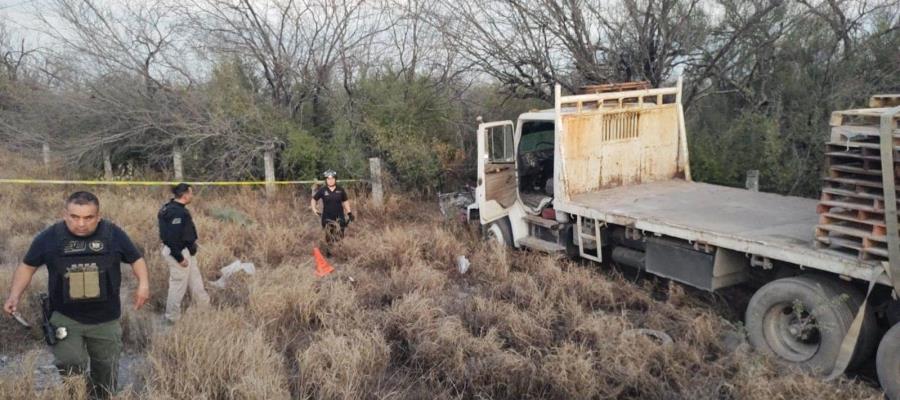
[473,79,900,396]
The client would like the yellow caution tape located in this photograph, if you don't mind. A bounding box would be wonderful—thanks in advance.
[0,178,364,186]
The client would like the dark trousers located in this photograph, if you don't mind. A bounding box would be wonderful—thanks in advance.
[49,312,122,398]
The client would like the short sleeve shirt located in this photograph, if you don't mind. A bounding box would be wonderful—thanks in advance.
[313,185,348,221]
[23,220,142,323]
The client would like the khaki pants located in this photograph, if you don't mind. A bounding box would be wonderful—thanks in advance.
[50,312,121,399]
[162,246,210,322]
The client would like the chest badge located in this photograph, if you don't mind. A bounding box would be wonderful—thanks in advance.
[64,241,86,253]
[89,240,104,252]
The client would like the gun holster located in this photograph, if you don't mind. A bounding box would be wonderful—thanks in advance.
[39,294,59,346]
[42,321,57,346]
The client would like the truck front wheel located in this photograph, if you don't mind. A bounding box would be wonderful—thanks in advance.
[745,275,875,373]
[877,323,900,399]
[484,219,512,248]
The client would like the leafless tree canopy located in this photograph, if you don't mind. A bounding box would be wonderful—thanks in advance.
[0,0,897,192]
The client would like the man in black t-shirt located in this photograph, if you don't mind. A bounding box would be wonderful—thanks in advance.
[3,191,149,398]
[310,170,354,249]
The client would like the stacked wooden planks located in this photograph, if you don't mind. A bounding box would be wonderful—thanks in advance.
[579,81,651,94]
[815,96,900,261]
[869,94,900,108]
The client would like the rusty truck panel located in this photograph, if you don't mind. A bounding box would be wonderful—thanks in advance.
[557,86,686,199]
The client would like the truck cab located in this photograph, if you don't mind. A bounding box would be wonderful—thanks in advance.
[476,110,572,252]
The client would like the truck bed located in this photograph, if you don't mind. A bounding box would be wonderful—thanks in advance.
[559,180,888,285]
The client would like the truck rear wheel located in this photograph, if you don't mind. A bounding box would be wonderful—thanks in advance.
[484,219,512,248]
[877,324,900,400]
[745,275,875,373]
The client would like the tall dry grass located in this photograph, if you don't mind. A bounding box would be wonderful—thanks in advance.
[0,350,89,400]
[0,149,885,399]
[144,308,290,399]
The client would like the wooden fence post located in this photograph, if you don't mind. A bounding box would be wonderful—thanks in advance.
[745,170,759,192]
[42,141,50,169]
[369,157,384,207]
[264,141,276,197]
[173,143,184,181]
[103,149,113,180]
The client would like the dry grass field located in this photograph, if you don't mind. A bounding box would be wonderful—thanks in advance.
[0,150,884,399]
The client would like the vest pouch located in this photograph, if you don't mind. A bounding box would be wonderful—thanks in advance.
[65,271,86,300]
[83,270,101,298]
[63,267,108,303]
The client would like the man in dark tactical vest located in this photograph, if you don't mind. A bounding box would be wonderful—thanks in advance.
[3,191,149,398]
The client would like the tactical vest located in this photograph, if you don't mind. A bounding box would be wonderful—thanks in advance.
[53,222,118,306]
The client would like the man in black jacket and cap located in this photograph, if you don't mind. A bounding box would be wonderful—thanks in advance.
[158,183,209,323]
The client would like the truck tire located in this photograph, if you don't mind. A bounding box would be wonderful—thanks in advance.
[745,275,875,373]
[877,323,900,400]
[484,219,512,248]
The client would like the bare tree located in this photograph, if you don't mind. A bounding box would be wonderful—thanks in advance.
[795,0,899,57]
[183,0,386,121]
[379,0,468,84]
[432,0,719,99]
[0,19,54,156]
[0,21,37,82]
[32,0,210,175]
[586,0,709,87]
[432,0,571,99]
[41,0,191,93]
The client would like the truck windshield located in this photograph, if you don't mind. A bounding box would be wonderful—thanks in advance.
[519,121,554,153]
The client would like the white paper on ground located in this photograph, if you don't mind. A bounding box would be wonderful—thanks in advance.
[210,259,257,288]
[456,255,470,274]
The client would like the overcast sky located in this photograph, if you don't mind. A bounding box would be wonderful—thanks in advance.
[1,0,42,28]
[1,0,58,47]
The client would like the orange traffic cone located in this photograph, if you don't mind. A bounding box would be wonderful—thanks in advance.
[313,247,334,277]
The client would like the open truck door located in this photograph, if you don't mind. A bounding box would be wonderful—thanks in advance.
[476,120,517,226]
